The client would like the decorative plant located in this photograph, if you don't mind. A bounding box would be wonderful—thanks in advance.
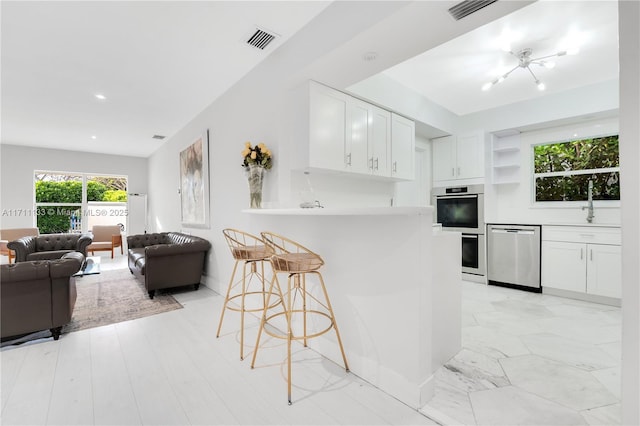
[241,142,273,170]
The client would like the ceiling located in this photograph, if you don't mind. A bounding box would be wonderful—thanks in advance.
[1,1,330,157]
[1,1,620,158]
[381,0,619,116]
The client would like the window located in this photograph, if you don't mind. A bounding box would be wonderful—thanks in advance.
[34,172,127,234]
[533,135,620,202]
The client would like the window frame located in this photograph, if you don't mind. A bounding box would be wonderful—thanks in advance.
[531,134,620,207]
[34,170,128,233]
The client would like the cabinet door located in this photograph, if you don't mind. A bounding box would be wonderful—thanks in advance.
[587,244,622,298]
[456,132,485,179]
[309,83,348,171]
[390,113,415,180]
[346,98,370,174]
[432,136,456,182]
[370,106,391,177]
[541,241,586,292]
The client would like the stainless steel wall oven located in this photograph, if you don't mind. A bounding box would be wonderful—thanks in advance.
[433,185,485,276]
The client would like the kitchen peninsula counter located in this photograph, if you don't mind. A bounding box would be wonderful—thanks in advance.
[243,206,461,409]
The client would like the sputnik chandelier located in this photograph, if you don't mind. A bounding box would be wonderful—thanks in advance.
[482,47,579,92]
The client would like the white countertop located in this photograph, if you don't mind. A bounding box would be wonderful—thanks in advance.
[242,206,433,216]
[543,222,621,228]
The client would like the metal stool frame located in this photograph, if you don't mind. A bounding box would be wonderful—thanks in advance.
[217,228,276,360]
[251,231,349,404]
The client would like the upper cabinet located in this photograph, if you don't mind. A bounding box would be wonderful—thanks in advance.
[432,131,485,184]
[308,82,349,172]
[306,81,414,181]
[391,113,415,180]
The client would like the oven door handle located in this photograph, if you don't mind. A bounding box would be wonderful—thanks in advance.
[462,234,479,239]
[436,194,478,199]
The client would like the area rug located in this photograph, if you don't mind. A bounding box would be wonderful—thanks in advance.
[63,268,183,333]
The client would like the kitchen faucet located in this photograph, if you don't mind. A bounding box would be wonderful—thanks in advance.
[582,179,595,223]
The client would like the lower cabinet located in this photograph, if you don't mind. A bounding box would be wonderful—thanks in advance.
[541,226,621,300]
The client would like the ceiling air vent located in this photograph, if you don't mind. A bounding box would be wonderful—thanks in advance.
[246,28,277,50]
[152,135,166,140]
[448,0,498,20]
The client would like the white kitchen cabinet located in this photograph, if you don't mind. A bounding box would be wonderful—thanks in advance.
[432,136,456,181]
[345,97,370,174]
[542,241,588,293]
[307,81,413,180]
[586,243,622,298]
[541,225,621,302]
[390,113,415,180]
[367,104,391,177]
[432,132,484,183]
[309,82,348,172]
[456,133,485,179]
[345,99,391,176]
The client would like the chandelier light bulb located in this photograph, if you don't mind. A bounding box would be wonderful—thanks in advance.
[542,61,556,69]
[566,47,580,55]
[482,82,493,91]
[536,80,546,91]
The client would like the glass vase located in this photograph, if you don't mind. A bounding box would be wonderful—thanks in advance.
[247,163,265,209]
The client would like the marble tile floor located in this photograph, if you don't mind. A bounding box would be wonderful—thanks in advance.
[420,281,621,426]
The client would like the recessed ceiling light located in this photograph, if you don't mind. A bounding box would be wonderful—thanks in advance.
[91,135,97,140]
[94,94,107,100]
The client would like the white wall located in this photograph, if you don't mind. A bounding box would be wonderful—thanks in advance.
[0,144,148,231]
[619,1,640,424]
[485,117,621,226]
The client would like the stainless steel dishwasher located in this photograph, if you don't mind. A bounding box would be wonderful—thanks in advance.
[487,224,541,292]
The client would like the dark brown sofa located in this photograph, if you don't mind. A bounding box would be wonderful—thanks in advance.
[1,252,84,341]
[8,233,93,262]
[127,232,211,299]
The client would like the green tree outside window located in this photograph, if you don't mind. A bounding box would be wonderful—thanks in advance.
[533,136,620,202]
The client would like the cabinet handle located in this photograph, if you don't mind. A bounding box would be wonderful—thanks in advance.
[457,167,461,176]
[590,249,593,261]
[369,157,374,170]
[346,153,351,166]
[451,167,455,177]
[580,248,584,260]
[393,161,397,172]
[374,158,379,170]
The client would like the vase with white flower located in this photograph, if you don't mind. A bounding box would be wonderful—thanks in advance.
[242,141,273,208]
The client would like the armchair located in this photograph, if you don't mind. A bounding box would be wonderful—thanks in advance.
[87,225,123,258]
[8,233,92,262]
[0,227,39,264]
[1,252,84,340]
